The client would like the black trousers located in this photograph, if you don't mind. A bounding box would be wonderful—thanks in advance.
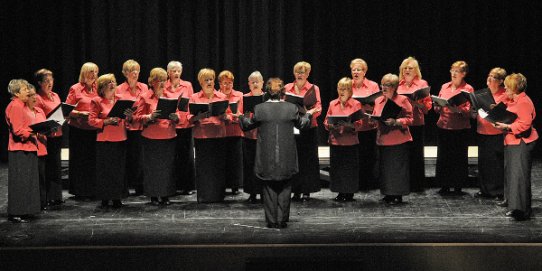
[262,179,292,224]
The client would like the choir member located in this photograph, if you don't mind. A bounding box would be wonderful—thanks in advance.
[188,68,228,203]
[164,61,196,195]
[474,68,507,200]
[5,79,40,223]
[396,57,431,192]
[434,61,474,195]
[116,59,148,196]
[35,69,64,206]
[65,62,99,200]
[374,74,413,205]
[242,71,265,203]
[134,68,180,205]
[350,58,380,190]
[240,78,318,228]
[285,61,322,202]
[218,70,244,195]
[494,73,538,221]
[324,77,362,202]
[88,74,128,208]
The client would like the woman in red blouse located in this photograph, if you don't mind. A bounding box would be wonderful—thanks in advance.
[350,58,380,191]
[374,74,413,205]
[164,60,196,195]
[474,68,507,200]
[285,61,322,202]
[396,57,431,192]
[242,71,265,203]
[65,62,99,200]
[116,59,149,196]
[494,73,538,221]
[219,70,244,196]
[434,61,474,195]
[133,68,180,206]
[188,68,229,203]
[34,69,64,206]
[88,74,128,209]
[5,79,41,223]
[324,77,363,202]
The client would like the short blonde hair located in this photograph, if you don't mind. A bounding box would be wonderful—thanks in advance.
[122,59,140,77]
[399,56,422,80]
[504,73,527,93]
[7,79,29,96]
[148,68,168,87]
[381,73,400,89]
[293,61,311,74]
[218,70,234,82]
[451,60,469,73]
[34,68,53,84]
[78,62,99,83]
[337,77,353,94]
[198,68,216,86]
[350,58,368,71]
[97,74,117,97]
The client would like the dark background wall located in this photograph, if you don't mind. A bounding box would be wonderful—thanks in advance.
[2,0,541,159]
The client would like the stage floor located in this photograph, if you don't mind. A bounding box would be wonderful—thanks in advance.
[1,160,542,247]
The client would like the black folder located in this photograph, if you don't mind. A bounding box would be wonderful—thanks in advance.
[188,100,229,116]
[353,91,383,105]
[107,99,135,118]
[431,91,470,107]
[156,97,178,119]
[61,103,76,117]
[365,99,402,121]
[469,88,496,111]
[29,119,62,134]
[243,95,265,113]
[188,103,210,115]
[229,102,239,114]
[478,102,517,124]
[400,86,431,101]
[327,109,364,125]
[177,97,190,112]
[284,87,317,111]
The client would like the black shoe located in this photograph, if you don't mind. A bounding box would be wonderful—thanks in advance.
[150,197,160,206]
[344,193,355,202]
[474,191,491,198]
[246,194,258,204]
[381,195,393,203]
[279,222,288,228]
[41,204,48,211]
[179,190,195,195]
[160,197,171,205]
[496,200,508,207]
[494,195,504,201]
[387,196,403,205]
[437,187,451,195]
[301,194,310,202]
[334,193,345,202]
[292,193,301,201]
[510,210,530,221]
[8,216,29,223]
[267,223,278,228]
[112,200,124,209]
[453,188,464,195]
[231,188,240,195]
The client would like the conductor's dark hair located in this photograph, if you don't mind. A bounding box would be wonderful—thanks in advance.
[265,77,285,100]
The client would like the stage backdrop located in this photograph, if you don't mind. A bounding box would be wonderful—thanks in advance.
[1,0,541,160]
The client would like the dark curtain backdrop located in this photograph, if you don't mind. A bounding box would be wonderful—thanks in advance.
[2,0,541,161]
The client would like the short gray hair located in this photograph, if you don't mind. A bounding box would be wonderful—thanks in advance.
[7,79,29,96]
[167,61,183,72]
[248,71,263,82]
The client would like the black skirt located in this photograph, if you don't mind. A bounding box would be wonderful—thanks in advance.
[330,145,359,193]
[379,143,410,196]
[141,137,177,197]
[96,141,128,200]
[435,128,469,188]
[174,128,195,191]
[242,138,262,194]
[68,126,97,197]
[194,138,227,203]
[125,130,143,189]
[504,141,536,214]
[477,133,504,196]
[45,136,63,201]
[357,129,378,189]
[292,127,321,193]
[409,125,426,191]
[223,136,243,189]
[8,151,40,215]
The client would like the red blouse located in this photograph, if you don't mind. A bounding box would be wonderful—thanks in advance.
[133,93,178,140]
[88,97,128,142]
[352,77,380,131]
[397,78,431,126]
[503,92,538,145]
[32,107,48,157]
[241,92,262,140]
[65,82,99,130]
[435,81,474,130]
[35,90,63,137]
[188,90,228,139]
[5,98,38,152]
[373,94,413,146]
[477,88,506,135]
[324,98,363,146]
[284,81,322,127]
[116,81,149,131]
[164,79,194,129]
[222,90,244,137]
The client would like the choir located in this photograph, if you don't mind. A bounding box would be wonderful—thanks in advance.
[4,59,539,225]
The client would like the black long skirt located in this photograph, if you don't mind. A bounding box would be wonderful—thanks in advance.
[292,127,321,194]
[174,128,195,191]
[125,130,143,191]
[357,129,378,190]
[504,141,536,214]
[435,128,469,188]
[409,125,426,191]
[477,133,504,196]
[141,137,177,197]
[68,126,97,197]
[194,138,227,203]
[379,143,410,196]
[223,136,243,190]
[242,138,262,195]
[330,145,359,193]
[8,151,40,215]
[38,156,46,206]
[45,136,63,201]
[96,141,127,200]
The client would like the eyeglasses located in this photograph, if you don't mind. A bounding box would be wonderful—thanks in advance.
[221,82,233,86]
[380,83,394,89]
[450,69,464,74]
[295,71,306,75]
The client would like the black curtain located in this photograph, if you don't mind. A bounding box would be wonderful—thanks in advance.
[2,0,542,161]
